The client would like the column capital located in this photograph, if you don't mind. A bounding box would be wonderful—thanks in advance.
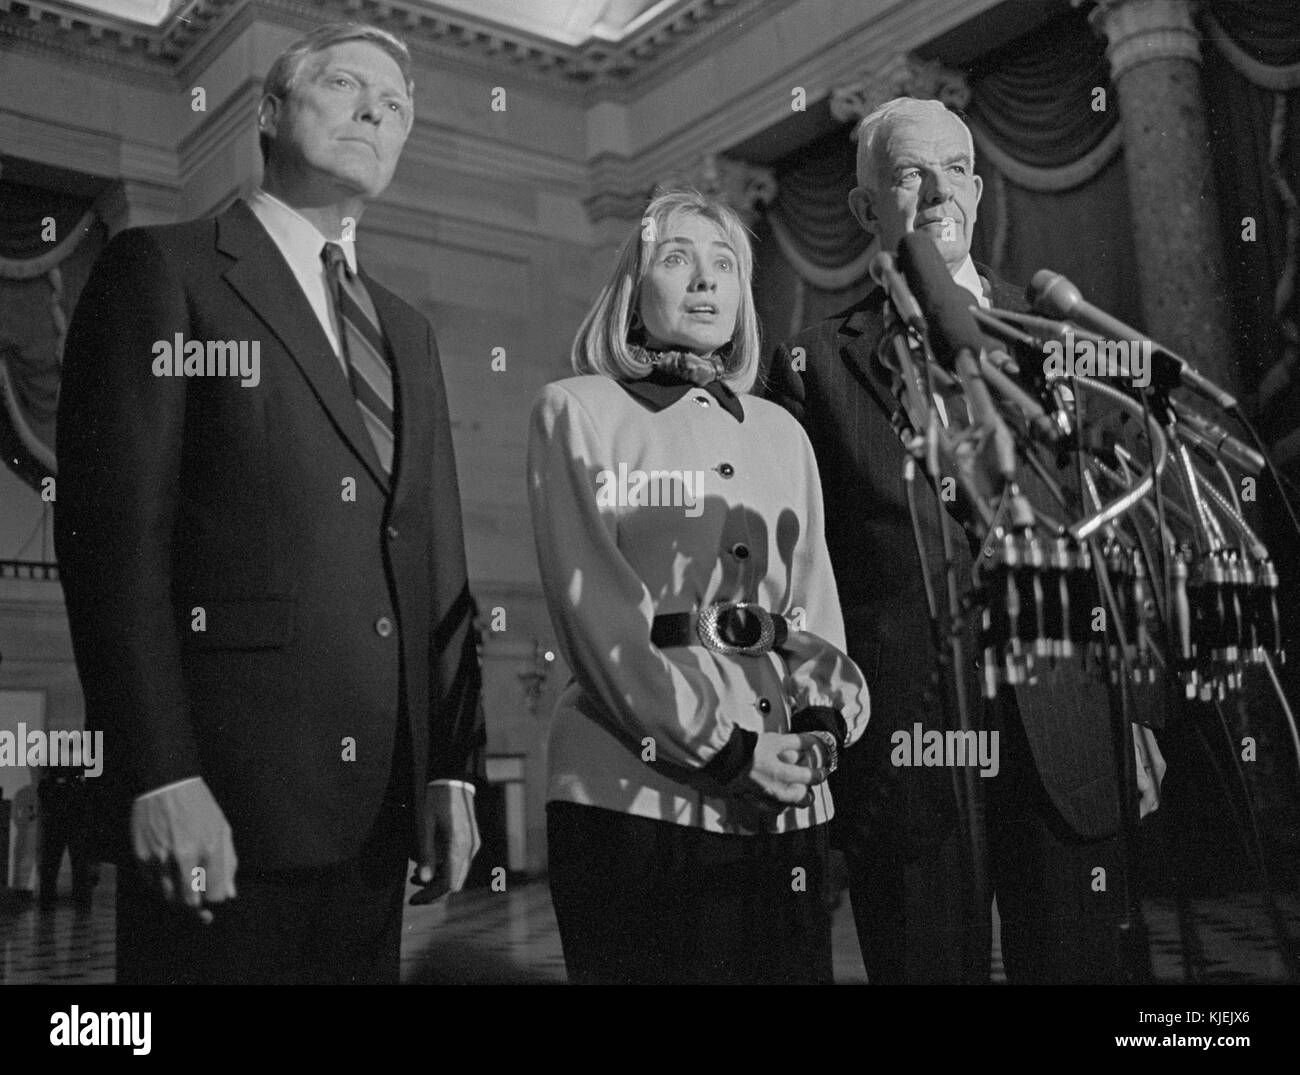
[1086,0,1203,81]
[655,154,776,226]
[830,55,971,127]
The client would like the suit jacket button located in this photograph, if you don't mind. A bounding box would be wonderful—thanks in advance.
[386,525,399,540]
[730,542,750,560]
[758,698,771,714]
[375,616,394,638]
[718,463,735,478]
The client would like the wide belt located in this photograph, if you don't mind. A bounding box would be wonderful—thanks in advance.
[651,602,790,657]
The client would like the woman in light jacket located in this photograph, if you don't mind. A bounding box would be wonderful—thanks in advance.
[527,190,869,984]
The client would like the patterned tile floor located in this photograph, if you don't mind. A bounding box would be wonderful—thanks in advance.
[1,866,1296,984]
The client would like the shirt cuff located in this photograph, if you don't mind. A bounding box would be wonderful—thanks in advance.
[134,776,203,802]
[428,778,476,794]
[791,706,848,749]
[700,727,758,785]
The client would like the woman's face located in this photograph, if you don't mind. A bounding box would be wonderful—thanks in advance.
[637,213,741,357]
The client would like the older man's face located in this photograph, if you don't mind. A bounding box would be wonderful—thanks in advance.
[262,40,413,202]
[858,110,983,270]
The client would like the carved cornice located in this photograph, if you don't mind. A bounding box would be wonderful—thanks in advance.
[1,0,774,95]
[0,0,236,82]
[830,54,972,130]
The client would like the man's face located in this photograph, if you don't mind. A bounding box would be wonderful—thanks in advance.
[852,110,983,270]
[261,40,413,201]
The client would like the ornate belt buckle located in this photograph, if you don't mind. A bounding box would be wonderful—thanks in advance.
[696,602,776,656]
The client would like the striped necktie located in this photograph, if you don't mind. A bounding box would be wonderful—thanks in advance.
[321,241,395,477]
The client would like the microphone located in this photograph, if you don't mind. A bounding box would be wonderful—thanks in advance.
[898,231,1020,487]
[978,352,1063,447]
[869,250,925,333]
[897,231,987,374]
[1170,399,1265,476]
[1028,270,1237,410]
[974,307,1108,351]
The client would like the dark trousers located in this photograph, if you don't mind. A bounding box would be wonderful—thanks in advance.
[547,802,832,984]
[38,782,98,903]
[844,823,989,983]
[116,730,415,985]
[843,706,1125,984]
[985,695,1125,984]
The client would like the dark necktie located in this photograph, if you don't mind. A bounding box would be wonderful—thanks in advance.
[321,242,395,476]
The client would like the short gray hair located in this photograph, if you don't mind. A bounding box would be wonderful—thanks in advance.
[260,22,414,163]
[854,97,974,189]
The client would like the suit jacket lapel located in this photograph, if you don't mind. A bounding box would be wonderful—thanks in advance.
[837,288,899,426]
[977,264,1029,315]
[216,201,389,490]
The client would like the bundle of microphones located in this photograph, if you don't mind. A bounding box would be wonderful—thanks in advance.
[872,230,1285,702]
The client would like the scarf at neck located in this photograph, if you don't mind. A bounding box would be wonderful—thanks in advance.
[621,344,744,421]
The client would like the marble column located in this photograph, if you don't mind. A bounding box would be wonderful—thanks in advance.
[1090,0,1237,396]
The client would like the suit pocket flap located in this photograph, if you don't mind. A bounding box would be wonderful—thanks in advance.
[184,598,295,651]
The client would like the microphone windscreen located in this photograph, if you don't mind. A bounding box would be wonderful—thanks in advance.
[897,231,984,371]
[1026,270,1081,320]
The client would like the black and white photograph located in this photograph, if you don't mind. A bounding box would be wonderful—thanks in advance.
[0,0,1297,1054]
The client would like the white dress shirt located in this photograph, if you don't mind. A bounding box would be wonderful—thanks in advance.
[247,188,355,376]
[952,253,992,309]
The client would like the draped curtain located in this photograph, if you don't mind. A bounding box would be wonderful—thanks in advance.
[0,179,104,490]
[964,7,1139,329]
[1199,0,1300,466]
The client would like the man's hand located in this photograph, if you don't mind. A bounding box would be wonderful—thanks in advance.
[1134,724,1167,820]
[416,783,481,900]
[741,731,829,810]
[130,778,237,924]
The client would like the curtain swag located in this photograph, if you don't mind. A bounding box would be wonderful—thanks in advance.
[0,209,97,279]
[766,208,872,292]
[1205,11,1300,90]
[971,121,1123,194]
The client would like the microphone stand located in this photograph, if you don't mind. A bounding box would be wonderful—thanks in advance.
[972,296,1300,981]
[885,308,991,983]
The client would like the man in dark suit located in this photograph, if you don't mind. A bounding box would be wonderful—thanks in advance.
[767,97,1161,983]
[55,22,484,984]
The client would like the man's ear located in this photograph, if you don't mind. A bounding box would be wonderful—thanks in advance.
[848,186,876,236]
[258,94,281,139]
[972,172,984,209]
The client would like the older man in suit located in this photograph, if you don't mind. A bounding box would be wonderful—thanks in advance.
[767,97,1158,983]
[55,22,483,984]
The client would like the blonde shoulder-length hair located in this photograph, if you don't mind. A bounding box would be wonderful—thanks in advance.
[571,189,761,395]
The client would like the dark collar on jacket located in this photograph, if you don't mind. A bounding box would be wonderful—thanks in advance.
[619,369,745,422]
